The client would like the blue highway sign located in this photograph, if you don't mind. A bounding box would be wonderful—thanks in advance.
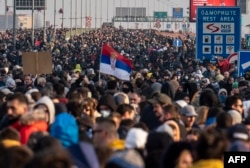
[196,7,241,61]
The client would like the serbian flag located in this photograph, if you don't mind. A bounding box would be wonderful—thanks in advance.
[100,44,132,81]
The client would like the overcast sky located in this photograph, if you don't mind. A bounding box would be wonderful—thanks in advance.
[0,0,189,28]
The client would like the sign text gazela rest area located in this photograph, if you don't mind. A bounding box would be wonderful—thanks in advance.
[196,7,241,61]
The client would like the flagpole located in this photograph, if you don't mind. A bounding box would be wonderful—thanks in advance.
[43,7,46,42]
[81,0,83,28]
[99,44,104,81]
[89,0,91,28]
[127,0,129,29]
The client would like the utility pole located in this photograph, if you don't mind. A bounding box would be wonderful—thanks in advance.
[32,0,35,48]
[54,0,56,31]
[62,0,64,28]
[85,0,88,30]
[95,0,97,29]
[106,0,108,23]
[70,0,72,36]
[100,0,102,27]
[81,0,83,28]
[75,0,77,29]
[13,0,16,50]
[5,0,8,30]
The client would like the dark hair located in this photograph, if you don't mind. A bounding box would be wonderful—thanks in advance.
[96,117,117,137]
[31,92,42,102]
[162,142,193,168]
[107,80,117,90]
[163,104,179,119]
[0,146,33,168]
[196,128,227,160]
[199,88,220,107]
[116,104,134,117]
[216,112,233,129]
[6,92,28,105]
[186,128,202,137]
[0,127,20,141]
[145,132,174,168]
[95,146,113,168]
[26,149,72,168]
[225,95,243,111]
[53,82,65,97]
[67,100,84,118]
[31,136,63,154]
[207,107,224,119]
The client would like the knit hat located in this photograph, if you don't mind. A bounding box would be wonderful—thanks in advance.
[125,128,148,149]
[181,105,198,117]
[107,149,145,168]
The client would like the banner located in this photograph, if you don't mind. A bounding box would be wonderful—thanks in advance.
[22,52,52,75]
[189,0,236,22]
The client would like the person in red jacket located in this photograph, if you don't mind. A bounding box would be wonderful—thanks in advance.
[19,108,48,144]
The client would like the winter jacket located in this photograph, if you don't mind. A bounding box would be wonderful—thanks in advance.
[19,110,48,144]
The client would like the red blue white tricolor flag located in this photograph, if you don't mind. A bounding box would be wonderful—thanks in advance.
[100,44,132,81]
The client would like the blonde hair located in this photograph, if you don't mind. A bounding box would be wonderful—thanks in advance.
[165,120,180,142]
[82,97,97,123]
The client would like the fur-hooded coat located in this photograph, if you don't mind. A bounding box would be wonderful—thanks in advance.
[19,109,48,144]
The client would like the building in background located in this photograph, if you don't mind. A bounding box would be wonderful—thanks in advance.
[18,14,32,29]
[0,14,32,30]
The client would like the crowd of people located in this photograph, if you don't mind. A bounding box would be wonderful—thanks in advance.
[0,26,249,168]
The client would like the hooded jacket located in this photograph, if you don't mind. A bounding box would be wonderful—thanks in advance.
[35,96,55,125]
[97,95,117,112]
[19,109,48,144]
[50,112,79,148]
